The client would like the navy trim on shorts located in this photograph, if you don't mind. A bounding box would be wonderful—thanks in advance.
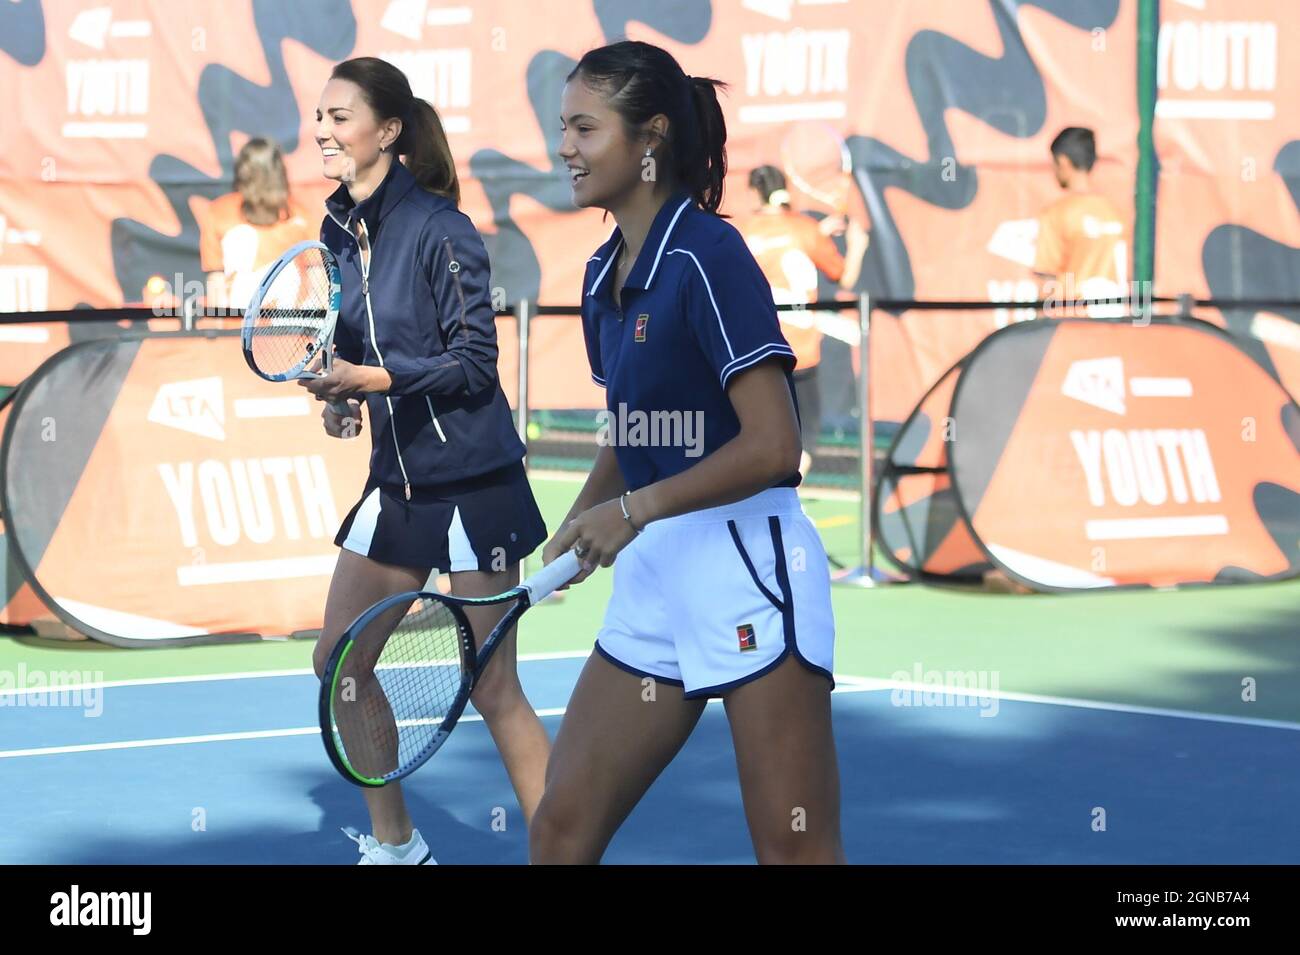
[593,641,685,688]
[768,517,835,687]
[688,516,833,700]
[682,647,796,700]
[726,520,783,608]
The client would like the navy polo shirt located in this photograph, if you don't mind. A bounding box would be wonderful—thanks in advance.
[580,192,801,491]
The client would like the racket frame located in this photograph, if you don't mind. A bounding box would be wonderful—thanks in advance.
[241,240,352,416]
[781,123,853,215]
[318,551,582,787]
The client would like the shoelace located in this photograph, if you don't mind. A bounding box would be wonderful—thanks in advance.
[341,826,385,864]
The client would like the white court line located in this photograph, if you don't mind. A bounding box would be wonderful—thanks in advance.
[4,665,1294,761]
[845,677,1300,732]
[0,685,876,760]
[0,709,566,760]
[0,651,594,698]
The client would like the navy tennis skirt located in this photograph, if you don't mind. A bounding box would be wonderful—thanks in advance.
[335,460,547,573]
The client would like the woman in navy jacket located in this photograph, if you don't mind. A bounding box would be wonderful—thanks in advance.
[302,57,548,865]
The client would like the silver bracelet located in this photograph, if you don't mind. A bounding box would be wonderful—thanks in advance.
[620,491,641,534]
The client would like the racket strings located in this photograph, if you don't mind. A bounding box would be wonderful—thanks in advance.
[330,597,470,779]
[248,247,335,377]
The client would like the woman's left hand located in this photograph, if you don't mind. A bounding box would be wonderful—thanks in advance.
[553,499,638,579]
[297,356,389,403]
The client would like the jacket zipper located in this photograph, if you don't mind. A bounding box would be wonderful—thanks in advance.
[332,212,415,502]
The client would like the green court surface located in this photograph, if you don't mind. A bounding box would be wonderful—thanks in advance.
[3,476,1296,727]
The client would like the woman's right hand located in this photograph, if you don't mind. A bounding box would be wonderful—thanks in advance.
[322,399,364,439]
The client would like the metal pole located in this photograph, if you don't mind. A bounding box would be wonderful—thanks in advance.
[858,291,875,586]
[516,298,531,451]
[516,298,531,578]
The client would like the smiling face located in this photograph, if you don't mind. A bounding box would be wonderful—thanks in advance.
[558,77,659,210]
[315,78,401,184]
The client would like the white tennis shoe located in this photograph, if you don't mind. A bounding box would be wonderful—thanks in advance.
[342,826,437,865]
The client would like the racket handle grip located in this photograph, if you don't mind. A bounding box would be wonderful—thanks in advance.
[520,550,582,605]
[328,400,354,416]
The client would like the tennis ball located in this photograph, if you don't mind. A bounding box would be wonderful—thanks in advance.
[527,422,542,440]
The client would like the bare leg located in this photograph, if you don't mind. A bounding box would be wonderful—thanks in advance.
[530,653,706,863]
[450,565,552,826]
[724,656,844,864]
[313,549,428,846]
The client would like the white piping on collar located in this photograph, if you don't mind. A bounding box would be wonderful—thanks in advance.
[585,196,692,296]
[644,198,691,288]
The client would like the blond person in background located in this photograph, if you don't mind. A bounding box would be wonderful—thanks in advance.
[198,138,316,309]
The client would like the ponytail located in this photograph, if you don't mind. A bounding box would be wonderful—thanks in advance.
[398,97,460,204]
[685,76,727,214]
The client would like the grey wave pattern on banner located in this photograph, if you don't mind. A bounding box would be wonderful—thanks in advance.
[472,0,1118,305]
[110,0,356,303]
[1202,139,1300,383]
[0,0,45,66]
[471,0,712,301]
[847,0,1120,304]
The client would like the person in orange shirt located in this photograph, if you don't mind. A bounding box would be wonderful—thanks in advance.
[1034,127,1128,314]
[740,166,867,479]
[198,138,316,309]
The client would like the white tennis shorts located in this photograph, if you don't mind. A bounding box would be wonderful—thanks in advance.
[595,488,836,699]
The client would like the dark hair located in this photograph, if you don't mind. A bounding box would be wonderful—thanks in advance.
[234,138,290,226]
[568,41,728,214]
[330,56,460,204]
[749,165,788,206]
[1050,126,1096,172]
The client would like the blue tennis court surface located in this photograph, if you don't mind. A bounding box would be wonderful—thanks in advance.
[2,653,1296,864]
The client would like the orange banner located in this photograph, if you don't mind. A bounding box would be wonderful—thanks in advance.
[951,319,1300,589]
[1,1,1295,424]
[1,333,371,644]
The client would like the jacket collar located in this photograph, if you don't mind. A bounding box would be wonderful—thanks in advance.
[324,156,419,233]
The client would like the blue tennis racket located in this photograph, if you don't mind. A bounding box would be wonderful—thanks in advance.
[241,240,352,416]
[319,551,582,788]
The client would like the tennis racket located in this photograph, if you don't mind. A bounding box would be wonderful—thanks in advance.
[780,122,853,217]
[241,240,352,416]
[319,550,582,787]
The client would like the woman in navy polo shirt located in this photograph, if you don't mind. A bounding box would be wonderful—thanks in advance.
[299,57,548,865]
[533,41,844,864]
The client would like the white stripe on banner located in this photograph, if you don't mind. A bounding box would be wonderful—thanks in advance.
[109,20,152,37]
[1130,377,1192,397]
[0,326,51,343]
[177,554,337,586]
[738,102,846,123]
[51,598,207,639]
[984,545,1115,588]
[426,6,472,25]
[61,122,148,138]
[1155,99,1275,121]
[233,397,312,418]
[1085,515,1230,541]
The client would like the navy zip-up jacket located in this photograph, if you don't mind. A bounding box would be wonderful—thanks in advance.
[321,159,525,494]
